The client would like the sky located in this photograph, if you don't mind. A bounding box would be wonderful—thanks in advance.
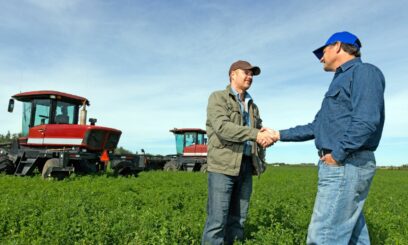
[1,0,407,166]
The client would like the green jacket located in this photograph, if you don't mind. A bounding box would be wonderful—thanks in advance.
[206,84,266,176]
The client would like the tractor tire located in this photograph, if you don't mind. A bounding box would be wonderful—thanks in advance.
[0,147,9,155]
[78,159,98,174]
[163,160,178,171]
[0,155,15,174]
[111,161,137,176]
[200,163,208,173]
[42,158,66,180]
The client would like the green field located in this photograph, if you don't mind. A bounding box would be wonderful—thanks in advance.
[0,166,407,244]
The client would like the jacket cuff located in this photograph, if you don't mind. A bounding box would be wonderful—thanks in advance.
[250,128,260,141]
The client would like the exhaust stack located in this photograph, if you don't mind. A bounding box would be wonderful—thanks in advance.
[80,101,87,125]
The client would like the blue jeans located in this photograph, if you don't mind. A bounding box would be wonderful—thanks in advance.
[307,150,376,245]
[202,156,253,245]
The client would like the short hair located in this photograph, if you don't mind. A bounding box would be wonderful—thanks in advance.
[340,43,361,57]
[229,69,238,82]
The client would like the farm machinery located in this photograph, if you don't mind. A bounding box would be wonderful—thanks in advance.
[0,90,145,179]
[160,128,208,172]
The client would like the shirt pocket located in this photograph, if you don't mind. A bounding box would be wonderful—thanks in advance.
[323,88,348,116]
[324,88,341,99]
[325,86,350,104]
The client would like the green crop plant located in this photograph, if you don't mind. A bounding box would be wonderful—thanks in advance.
[0,166,406,244]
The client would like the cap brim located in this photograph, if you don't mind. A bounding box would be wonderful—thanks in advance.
[250,66,261,76]
[313,46,325,60]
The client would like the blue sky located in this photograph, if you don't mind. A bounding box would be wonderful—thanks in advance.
[1,0,407,166]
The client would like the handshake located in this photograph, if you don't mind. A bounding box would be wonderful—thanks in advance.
[256,128,280,148]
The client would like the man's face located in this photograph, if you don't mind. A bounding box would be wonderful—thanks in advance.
[320,43,338,72]
[231,69,253,92]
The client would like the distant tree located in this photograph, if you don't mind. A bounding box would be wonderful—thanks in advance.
[0,131,19,144]
[299,163,316,166]
[269,162,286,166]
[114,146,133,155]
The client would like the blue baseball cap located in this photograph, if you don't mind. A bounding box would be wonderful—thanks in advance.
[313,31,362,60]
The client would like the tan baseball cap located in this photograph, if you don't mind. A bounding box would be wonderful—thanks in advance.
[229,60,261,76]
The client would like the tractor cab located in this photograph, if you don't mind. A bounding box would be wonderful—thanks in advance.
[1,90,143,178]
[8,90,121,151]
[9,91,88,137]
[170,128,207,157]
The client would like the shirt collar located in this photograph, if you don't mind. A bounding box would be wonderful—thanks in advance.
[337,57,362,73]
[230,86,252,102]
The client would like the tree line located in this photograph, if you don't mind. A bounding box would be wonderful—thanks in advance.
[0,132,19,145]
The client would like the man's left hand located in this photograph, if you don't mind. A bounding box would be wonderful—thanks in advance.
[320,153,339,166]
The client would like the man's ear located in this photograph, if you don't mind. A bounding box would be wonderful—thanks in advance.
[230,70,236,80]
[335,42,342,54]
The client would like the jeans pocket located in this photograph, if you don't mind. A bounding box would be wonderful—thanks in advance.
[322,161,343,168]
[318,161,345,196]
[319,160,345,180]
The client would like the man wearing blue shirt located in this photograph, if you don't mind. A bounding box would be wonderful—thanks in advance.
[272,32,385,244]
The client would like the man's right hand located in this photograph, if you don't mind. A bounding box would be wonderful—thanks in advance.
[262,128,280,141]
[256,129,278,148]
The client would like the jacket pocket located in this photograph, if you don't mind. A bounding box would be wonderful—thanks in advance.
[229,108,241,124]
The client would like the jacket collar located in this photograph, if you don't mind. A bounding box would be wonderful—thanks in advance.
[225,84,252,102]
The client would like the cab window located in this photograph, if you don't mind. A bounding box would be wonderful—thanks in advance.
[197,133,205,145]
[22,102,32,136]
[33,99,51,126]
[54,101,76,124]
[185,132,196,147]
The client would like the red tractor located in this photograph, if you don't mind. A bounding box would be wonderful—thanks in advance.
[162,128,208,172]
[0,90,144,179]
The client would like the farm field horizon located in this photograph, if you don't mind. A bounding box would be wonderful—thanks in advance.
[1,165,407,244]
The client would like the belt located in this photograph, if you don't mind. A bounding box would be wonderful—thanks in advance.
[318,149,332,157]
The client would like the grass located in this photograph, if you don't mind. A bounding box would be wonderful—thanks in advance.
[0,166,407,244]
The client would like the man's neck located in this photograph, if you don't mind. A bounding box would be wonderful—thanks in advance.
[231,84,246,101]
[334,55,356,71]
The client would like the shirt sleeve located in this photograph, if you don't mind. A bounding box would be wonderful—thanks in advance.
[279,112,318,141]
[331,64,385,162]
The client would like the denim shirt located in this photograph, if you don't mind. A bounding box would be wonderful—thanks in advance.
[280,58,385,162]
[230,87,253,156]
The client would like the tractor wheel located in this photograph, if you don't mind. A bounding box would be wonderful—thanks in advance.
[0,155,15,174]
[78,159,98,174]
[163,160,178,171]
[42,159,65,180]
[200,163,208,173]
[0,147,9,155]
[112,161,135,176]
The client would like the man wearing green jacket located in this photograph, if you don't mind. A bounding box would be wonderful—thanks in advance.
[202,60,274,244]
